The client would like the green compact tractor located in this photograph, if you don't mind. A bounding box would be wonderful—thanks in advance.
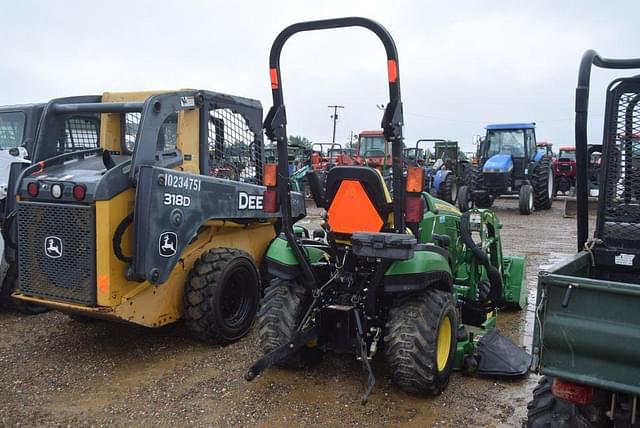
[527,51,640,427]
[245,17,529,402]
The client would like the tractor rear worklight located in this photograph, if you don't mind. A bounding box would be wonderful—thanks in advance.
[404,195,424,223]
[552,378,593,405]
[263,189,278,213]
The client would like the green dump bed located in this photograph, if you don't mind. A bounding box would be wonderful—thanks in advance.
[532,251,640,395]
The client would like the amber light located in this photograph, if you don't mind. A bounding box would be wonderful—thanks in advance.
[264,163,277,187]
[27,182,39,197]
[552,378,593,406]
[263,190,278,213]
[406,166,425,193]
[404,194,424,224]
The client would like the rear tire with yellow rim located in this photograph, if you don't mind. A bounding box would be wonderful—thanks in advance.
[384,288,457,395]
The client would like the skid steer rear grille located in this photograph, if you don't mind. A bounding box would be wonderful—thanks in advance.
[17,201,96,305]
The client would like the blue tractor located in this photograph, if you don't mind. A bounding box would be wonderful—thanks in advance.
[465,123,553,215]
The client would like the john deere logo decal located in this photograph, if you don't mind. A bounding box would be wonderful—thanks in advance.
[44,236,63,259]
[159,232,177,257]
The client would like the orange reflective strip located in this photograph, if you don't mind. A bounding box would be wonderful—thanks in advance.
[387,59,398,83]
[270,68,279,89]
[97,275,109,294]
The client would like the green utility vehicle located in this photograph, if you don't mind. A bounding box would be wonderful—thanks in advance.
[528,51,640,427]
[245,17,529,403]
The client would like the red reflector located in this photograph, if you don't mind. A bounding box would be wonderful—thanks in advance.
[270,68,279,89]
[404,195,424,223]
[73,184,86,201]
[387,59,398,83]
[552,378,593,406]
[27,182,39,197]
[263,190,278,213]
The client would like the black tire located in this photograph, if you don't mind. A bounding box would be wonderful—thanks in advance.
[384,288,457,395]
[0,253,48,315]
[519,184,533,215]
[461,162,473,186]
[471,166,493,208]
[257,278,321,368]
[532,157,553,210]
[526,376,608,428]
[456,185,472,212]
[183,248,260,344]
[438,173,457,204]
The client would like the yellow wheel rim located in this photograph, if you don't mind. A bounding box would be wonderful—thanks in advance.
[436,316,452,372]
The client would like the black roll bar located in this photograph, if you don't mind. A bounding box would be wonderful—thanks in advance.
[264,17,404,286]
[575,50,640,250]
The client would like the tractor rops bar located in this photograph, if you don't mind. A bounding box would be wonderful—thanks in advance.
[265,17,405,287]
[575,50,640,251]
[51,102,144,114]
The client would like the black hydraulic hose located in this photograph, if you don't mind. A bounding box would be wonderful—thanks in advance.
[459,212,503,305]
[113,213,134,263]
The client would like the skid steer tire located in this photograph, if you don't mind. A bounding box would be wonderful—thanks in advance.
[438,173,457,204]
[183,248,260,345]
[526,376,608,428]
[0,254,48,315]
[471,166,493,208]
[384,288,457,395]
[256,278,321,368]
[532,157,553,210]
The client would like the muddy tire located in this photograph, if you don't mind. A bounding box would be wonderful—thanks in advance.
[532,157,553,210]
[384,288,457,395]
[0,253,48,315]
[471,166,493,208]
[438,173,457,204]
[183,248,260,344]
[257,278,321,368]
[456,185,472,212]
[526,376,608,428]
[519,184,533,215]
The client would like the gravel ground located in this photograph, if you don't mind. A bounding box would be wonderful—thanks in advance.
[0,197,588,427]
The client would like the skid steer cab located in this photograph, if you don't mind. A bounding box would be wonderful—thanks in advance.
[470,123,554,215]
[10,90,305,344]
[245,17,529,403]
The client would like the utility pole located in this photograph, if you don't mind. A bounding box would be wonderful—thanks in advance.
[328,105,344,144]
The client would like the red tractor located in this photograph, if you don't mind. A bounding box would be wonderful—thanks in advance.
[553,146,576,195]
[354,130,392,170]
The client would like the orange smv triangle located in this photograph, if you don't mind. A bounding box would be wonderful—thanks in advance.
[327,180,384,234]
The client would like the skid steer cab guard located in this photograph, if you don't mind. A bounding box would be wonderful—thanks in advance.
[11,90,304,342]
[247,17,528,404]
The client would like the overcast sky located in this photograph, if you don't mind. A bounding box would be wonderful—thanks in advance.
[1,1,637,152]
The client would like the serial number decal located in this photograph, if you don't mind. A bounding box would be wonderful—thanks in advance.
[163,192,191,207]
[238,191,263,210]
[165,174,201,192]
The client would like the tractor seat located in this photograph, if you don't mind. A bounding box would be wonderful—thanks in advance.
[324,166,393,236]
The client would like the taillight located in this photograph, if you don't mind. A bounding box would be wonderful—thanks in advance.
[405,195,424,223]
[263,163,277,187]
[263,190,278,213]
[27,182,39,197]
[552,378,593,405]
[73,184,86,201]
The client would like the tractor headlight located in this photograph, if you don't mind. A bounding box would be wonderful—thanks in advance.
[51,183,63,199]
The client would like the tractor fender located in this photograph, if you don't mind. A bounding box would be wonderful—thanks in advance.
[383,249,453,293]
[533,151,544,162]
[265,236,329,280]
[432,169,450,193]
